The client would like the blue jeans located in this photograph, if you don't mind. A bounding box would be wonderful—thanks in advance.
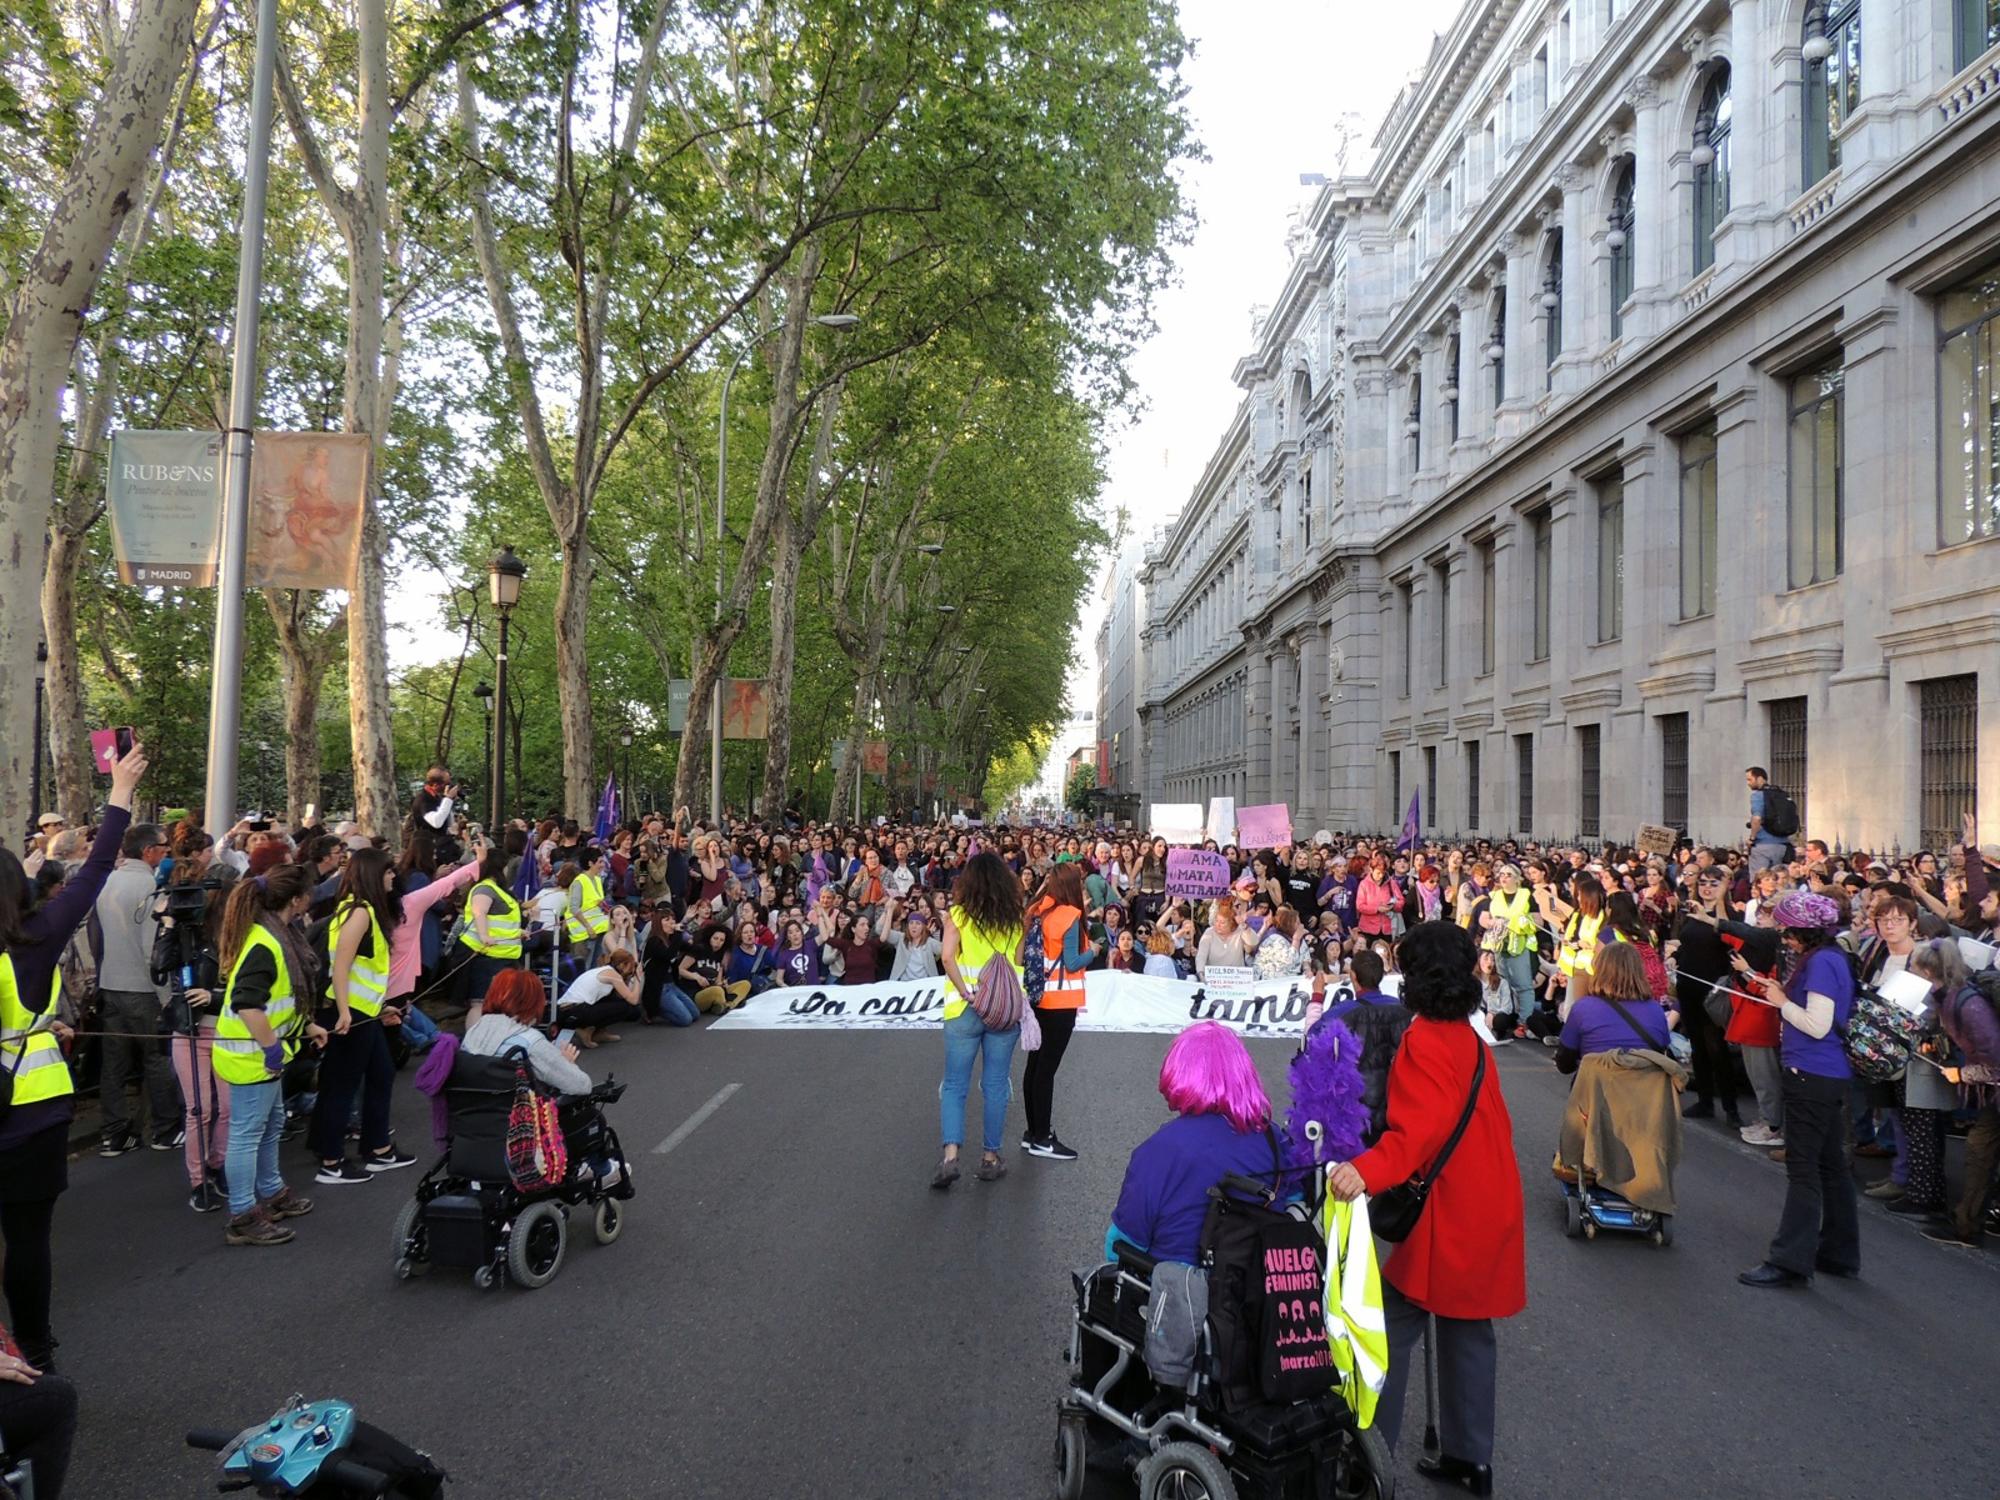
[397,1003,439,1050]
[939,1009,1019,1153]
[654,984,699,1027]
[1497,949,1536,1019]
[225,1080,287,1216]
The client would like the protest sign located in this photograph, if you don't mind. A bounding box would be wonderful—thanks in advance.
[710,968,1323,1040]
[1206,796,1236,843]
[1166,847,1231,900]
[107,430,224,585]
[1236,803,1293,850]
[1204,965,1256,1002]
[1634,823,1678,857]
[1150,803,1204,844]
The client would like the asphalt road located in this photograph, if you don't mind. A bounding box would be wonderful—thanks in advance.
[49,1020,1999,1500]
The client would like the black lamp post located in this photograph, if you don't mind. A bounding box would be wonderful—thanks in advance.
[487,546,527,831]
[619,727,634,818]
[473,681,494,827]
[30,641,47,826]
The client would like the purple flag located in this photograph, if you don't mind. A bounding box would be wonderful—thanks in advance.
[1395,791,1420,854]
[593,774,618,843]
[512,835,541,905]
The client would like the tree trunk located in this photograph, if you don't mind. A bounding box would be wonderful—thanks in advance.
[758,509,802,817]
[0,0,200,847]
[272,622,325,826]
[41,523,96,823]
[554,530,596,820]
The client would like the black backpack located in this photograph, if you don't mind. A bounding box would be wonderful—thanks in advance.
[1198,1131,1323,1411]
[1761,784,1800,839]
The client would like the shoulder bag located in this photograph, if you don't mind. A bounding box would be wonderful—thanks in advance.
[1370,1037,1486,1243]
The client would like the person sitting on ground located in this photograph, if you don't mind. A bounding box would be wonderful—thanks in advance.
[829,913,893,986]
[1554,942,1673,1076]
[770,917,824,987]
[465,970,591,1095]
[1107,928,1139,972]
[885,897,944,980]
[721,918,773,995]
[1252,904,1309,980]
[1142,928,1182,979]
[1106,1022,1281,1265]
[554,947,642,1046]
[1194,898,1251,979]
[680,923,748,1013]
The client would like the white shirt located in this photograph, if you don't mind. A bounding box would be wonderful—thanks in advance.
[533,887,566,932]
[556,967,615,1009]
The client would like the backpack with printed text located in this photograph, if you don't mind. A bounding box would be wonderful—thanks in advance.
[1022,913,1047,1006]
[1761,784,1800,839]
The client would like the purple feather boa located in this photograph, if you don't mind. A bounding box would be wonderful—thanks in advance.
[1283,1017,1370,1171]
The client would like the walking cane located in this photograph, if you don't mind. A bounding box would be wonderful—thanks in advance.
[1422,1312,1441,1463]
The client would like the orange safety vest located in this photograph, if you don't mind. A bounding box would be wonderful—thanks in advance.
[1034,902,1088,1010]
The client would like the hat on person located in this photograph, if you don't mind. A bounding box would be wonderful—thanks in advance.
[35,812,63,829]
[1770,890,1842,931]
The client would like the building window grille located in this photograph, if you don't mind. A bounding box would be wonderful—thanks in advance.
[1661,713,1690,831]
[1579,724,1601,839]
[1919,675,1978,851]
[1390,749,1403,823]
[1425,747,1438,829]
[1529,510,1551,662]
[1516,733,1534,835]
[1768,697,1809,832]
[1467,739,1482,831]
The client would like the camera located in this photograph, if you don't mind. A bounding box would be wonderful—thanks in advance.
[156,879,226,1033]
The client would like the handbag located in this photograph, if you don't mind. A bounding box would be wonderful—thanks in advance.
[1371,1040,1486,1243]
[968,950,1028,1031]
[503,1060,568,1193]
[1842,989,1922,1083]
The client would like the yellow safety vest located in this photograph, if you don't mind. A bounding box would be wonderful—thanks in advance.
[460,879,523,959]
[1488,889,1535,956]
[332,897,389,1018]
[563,872,611,943]
[215,923,302,1086]
[1559,910,1605,979]
[0,956,72,1106]
[1321,1192,1387,1429]
[949,909,1023,1023]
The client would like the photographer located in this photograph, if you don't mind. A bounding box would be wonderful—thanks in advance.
[150,839,233,1213]
[92,821,180,1157]
[405,765,460,866]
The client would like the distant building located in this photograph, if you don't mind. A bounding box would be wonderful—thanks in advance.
[1139,0,1999,849]
[1093,547,1149,820]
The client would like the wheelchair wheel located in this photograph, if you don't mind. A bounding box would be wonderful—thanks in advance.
[1136,1440,1237,1500]
[1651,1217,1674,1248]
[1563,1195,1583,1239]
[1330,1424,1395,1500]
[1052,1406,1086,1500]
[593,1198,623,1245]
[390,1197,430,1278]
[506,1201,567,1288]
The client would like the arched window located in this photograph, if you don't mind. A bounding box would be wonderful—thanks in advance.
[1443,330,1462,442]
[1541,231,1564,379]
[1607,159,1635,339]
[1955,0,2000,69]
[1487,289,1507,406]
[1406,371,1423,472]
[1803,0,1860,190]
[1692,67,1731,275]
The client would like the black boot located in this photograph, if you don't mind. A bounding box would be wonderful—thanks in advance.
[1416,1453,1494,1496]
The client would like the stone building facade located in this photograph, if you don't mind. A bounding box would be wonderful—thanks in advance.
[1120,0,2000,850]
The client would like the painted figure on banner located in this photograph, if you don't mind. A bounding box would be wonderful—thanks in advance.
[721,679,771,740]
[246,432,369,589]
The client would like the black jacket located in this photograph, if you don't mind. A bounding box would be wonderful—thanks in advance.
[1311,996,1412,1148]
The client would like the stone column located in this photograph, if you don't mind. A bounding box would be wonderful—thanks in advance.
[1298,627,1325,825]
[1494,235,1535,438]
[1244,633,1272,806]
[1626,77,1668,338]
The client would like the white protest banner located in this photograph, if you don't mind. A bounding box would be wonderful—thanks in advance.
[1204,965,1256,1002]
[1166,847,1231,900]
[709,969,1328,1041]
[1206,796,1236,844]
[1235,803,1293,850]
[1150,803,1204,845]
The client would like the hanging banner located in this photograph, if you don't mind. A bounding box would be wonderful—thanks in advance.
[1165,847,1232,900]
[1150,803,1204,845]
[106,430,225,585]
[721,678,770,740]
[1236,803,1294,850]
[862,739,889,776]
[667,680,691,734]
[245,431,369,589]
[1206,797,1236,844]
[709,968,1341,1040]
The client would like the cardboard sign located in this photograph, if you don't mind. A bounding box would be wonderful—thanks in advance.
[1204,965,1257,1002]
[1635,823,1678,857]
[1206,797,1236,844]
[1151,803,1204,845]
[1236,803,1294,850]
[1166,847,1232,900]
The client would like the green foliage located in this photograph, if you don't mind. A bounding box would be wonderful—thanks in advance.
[1064,759,1097,815]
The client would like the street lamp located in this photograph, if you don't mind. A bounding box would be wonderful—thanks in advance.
[472,681,494,827]
[713,311,861,824]
[620,727,634,814]
[30,641,47,825]
[487,545,527,830]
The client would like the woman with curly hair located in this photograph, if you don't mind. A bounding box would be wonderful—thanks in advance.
[1328,920,1523,1497]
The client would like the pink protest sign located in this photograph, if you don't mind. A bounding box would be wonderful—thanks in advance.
[1165,848,1232,900]
[1234,803,1293,850]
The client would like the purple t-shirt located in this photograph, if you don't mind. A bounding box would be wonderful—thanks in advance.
[1559,994,1672,1058]
[1111,1112,1277,1264]
[1783,945,1855,1078]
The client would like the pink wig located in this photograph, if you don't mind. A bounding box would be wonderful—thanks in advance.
[1158,1021,1272,1134]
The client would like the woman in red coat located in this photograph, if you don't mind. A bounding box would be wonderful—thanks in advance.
[1329,920,1524,1498]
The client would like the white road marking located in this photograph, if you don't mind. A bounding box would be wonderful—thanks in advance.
[652,1083,742,1154]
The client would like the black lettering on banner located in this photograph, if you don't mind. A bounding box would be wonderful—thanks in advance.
[787,991,847,1017]
[1187,985,1312,1032]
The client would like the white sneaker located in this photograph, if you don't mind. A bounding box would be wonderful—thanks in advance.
[1740,1124,1782,1146]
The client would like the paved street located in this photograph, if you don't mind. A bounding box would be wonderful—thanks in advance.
[55,1024,1998,1499]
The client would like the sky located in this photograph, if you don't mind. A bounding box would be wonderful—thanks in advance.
[1034,0,1466,798]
